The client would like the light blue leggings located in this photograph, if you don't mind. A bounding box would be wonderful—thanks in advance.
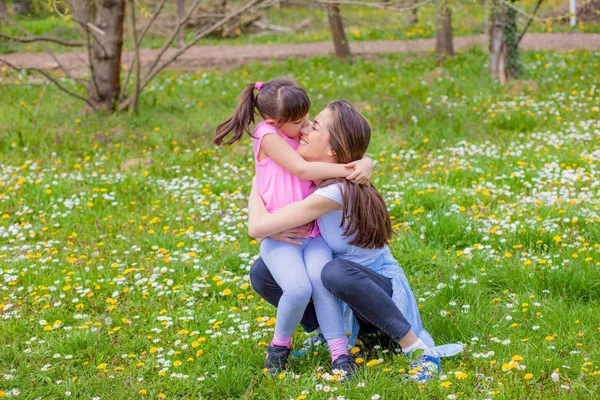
[260,235,346,340]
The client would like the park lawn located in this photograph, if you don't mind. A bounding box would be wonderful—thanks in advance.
[1,0,599,55]
[0,47,599,399]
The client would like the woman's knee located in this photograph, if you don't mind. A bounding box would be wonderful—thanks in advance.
[321,259,354,293]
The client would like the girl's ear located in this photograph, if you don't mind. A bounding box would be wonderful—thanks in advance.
[264,119,278,126]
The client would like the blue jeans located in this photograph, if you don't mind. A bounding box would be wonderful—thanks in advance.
[250,257,412,342]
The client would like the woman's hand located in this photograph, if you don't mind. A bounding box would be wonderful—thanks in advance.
[345,156,373,185]
[269,226,311,246]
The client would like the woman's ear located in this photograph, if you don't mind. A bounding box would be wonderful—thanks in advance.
[327,149,336,159]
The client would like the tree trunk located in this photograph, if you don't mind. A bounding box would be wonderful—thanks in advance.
[503,0,520,79]
[68,0,125,111]
[489,0,507,82]
[327,3,351,59]
[11,0,32,15]
[177,0,185,48]
[405,0,418,27]
[91,0,125,110]
[435,0,453,60]
[0,0,7,32]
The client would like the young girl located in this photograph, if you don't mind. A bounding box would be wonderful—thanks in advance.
[215,78,373,375]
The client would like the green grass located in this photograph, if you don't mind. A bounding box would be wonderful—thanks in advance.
[1,1,599,55]
[0,47,600,399]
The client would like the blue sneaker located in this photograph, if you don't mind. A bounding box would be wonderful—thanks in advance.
[407,353,441,382]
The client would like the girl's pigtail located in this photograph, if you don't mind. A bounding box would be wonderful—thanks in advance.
[214,83,257,146]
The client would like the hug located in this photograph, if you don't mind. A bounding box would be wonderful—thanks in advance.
[215,78,462,382]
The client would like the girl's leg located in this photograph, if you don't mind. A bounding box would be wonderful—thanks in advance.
[249,258,319,333]
[303,236,348,362]
[320,259,422,351]
[260,238,313,347]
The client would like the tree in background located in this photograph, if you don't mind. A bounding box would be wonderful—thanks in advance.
[405,0,419,27]
[0,0,7,31]
[327,1,351,59]
[435,0,453,60]
[11,0,31,15]
[489,0,543,82]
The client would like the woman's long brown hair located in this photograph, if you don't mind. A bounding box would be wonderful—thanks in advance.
[319,100,393,249]
[214,78,310,146]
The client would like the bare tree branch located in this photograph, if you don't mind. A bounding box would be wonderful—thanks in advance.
[120,0,271,111]
[516,0,544,47]
[119,0,168,101]
[142,0,204,82]
[0,33,85,47]
[137,0,168,46]
[0,59,97,110]
[0,14,86,84]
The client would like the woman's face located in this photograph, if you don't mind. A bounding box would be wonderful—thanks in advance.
[297,108,336,163]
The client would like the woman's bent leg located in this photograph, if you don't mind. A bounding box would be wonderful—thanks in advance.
[321,259,412,343]
[249,258,319,333]
[260,238,313,339]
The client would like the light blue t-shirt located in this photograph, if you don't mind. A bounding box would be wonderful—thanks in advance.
[313,184,384,266]
[313,183,463,357]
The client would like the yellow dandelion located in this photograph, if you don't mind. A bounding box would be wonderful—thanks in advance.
[455,371,467,379]
[366,359,381,367]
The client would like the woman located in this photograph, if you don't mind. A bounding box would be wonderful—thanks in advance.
[248,100,462,381]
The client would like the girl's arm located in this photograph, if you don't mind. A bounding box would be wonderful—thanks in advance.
[260,134,373,184]
[248,178,341,238]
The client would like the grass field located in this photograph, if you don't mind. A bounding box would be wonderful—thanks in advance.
[1,0,598,55]
[1,47,600,399]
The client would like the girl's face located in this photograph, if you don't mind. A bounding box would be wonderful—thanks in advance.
[297,108,336,163]
[276,114,311,140]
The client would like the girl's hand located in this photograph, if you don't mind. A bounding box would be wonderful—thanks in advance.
[345,157,373,185]
[269,226,311,246]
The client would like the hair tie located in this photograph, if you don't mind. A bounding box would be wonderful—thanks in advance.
[254,81,264,91]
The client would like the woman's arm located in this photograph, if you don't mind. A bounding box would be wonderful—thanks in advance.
[248,178,341,238]
[260,134,373,184]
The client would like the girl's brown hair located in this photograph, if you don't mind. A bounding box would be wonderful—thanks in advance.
[320,100,393,249]
[214,78,311,146]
